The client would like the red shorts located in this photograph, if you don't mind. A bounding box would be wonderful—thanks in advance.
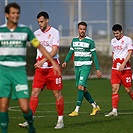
[111,69,132,88]
[32,67,63,90]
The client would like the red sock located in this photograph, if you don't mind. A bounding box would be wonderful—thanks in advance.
[112,94,119,109]
[56,97,64,116]
[29,96,38,115]
[129,93,133,100]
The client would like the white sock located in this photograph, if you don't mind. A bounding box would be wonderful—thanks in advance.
[91,102,97,108]
[75,106,80,112]
[58,116,63,122]
[112,108,117,113]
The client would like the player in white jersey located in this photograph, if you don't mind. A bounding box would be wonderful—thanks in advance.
[0,3,61,133]
[105,24,133,117]
[19,12,64,129]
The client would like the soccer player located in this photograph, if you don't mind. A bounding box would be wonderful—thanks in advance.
[62,21,102,116]
[105,24,133,117]
[0,3,61,133]
[19,12,64,129]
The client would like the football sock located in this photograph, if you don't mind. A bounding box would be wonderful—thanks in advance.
[56,96,64,116]
[75,106,80,112]
[76,90,84,106]
[0,112,8,133]
[129,93,133,100]
[91,102,97,108]
[23,109,34,129]
[58,116,63,122]
[112,108,117,113]
[112,93,119,108]
[29,96,38,115]
[84,91,95,103]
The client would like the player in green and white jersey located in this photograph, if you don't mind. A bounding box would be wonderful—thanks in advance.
[0,2,60,133]
[62,21,102,117]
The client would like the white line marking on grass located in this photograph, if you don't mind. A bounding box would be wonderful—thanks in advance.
[9,101,74,112]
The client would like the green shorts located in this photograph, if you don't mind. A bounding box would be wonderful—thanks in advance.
[0,65,29,100]
[75,65,92,87]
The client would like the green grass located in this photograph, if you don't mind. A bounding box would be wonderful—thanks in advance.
[7,79,133,133]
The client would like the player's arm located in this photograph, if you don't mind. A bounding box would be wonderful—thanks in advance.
[34,46,58,68]
[62,49,73,68]
[92,50,102,78]
[119,50,133,71]
[119,38,133,71]
[31,38,61,75]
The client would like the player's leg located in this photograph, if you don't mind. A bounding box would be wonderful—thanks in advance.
[53,90,64,129]
[19,88,41,128]
[69,66,100,116]
[84,88,100,115]
[18,98,35,133]
[29,88,41,115]
[68,67,83,116]
[0,66,12,133]
[105,70,120,117]
[105,83,119,117]
[47,68,64,129]
[125,87,133,100]
[30,68,46,115]
[0,98,9,133]
[19,68,45,128]
[122,69,133,100]
[9,66,35,133]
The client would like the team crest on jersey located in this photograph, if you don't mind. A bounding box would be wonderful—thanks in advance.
[121,40,124,44]
[48,34,51,38]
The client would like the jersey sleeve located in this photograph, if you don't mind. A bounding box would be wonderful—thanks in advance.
[27,27,40,47]
[127,37,133,50]
[110,39,114,54]
[90,40,96,52]
[52,30,60,47]
[64,41,74,63]
[90,40,100,70]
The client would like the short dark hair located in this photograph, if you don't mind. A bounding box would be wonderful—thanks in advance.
[37,11,49,19]
[112,24,122,31]
[78,21,87,27]
[5,2,20,14]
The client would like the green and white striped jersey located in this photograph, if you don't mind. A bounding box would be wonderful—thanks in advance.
[0,24,35,67]
[64,36,100,69]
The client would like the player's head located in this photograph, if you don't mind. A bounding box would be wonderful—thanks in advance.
[112,24,123,40]
[78,22,87,38]
[5,2,20,24]
[37,11,49,31]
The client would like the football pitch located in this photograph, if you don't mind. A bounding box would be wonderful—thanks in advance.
[8,78,133,133]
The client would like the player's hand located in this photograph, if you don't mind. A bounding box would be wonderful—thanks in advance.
[118,64,125,71]
[52,60,61,76]
[96,70,102,78]
[34,59,46,68]
[62,62,67,68]
[34,61,42,68]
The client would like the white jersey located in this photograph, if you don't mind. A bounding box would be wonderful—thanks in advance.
[34,26,60,68]
[111,35,133,70]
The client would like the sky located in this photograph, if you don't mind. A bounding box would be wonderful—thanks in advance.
[0,0,133,36]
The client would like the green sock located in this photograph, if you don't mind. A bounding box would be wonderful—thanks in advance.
[84,91,94,103]
[76,90,84,106]
[0,112,8,133]
[23,110,35,132]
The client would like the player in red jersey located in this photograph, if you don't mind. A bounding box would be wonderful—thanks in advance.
[105,24,133,117]
[19,12,64,129]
